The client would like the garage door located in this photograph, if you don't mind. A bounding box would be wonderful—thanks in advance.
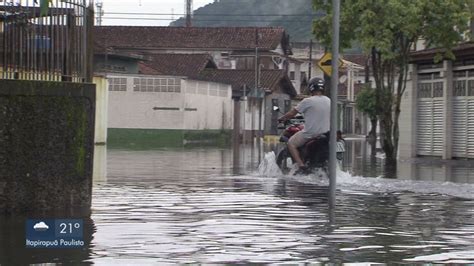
[452,76,474,158]
[469,99,474,158]
[416,80,444,156]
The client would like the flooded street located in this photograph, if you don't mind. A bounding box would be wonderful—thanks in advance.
[92,139,474,263]
[2,0,474,263]
[2,139,474,264]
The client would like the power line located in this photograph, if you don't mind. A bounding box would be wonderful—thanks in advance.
[104,12,319,17]
[102,16,314,23]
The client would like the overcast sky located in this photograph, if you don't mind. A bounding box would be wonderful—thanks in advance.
[98,0,215,26]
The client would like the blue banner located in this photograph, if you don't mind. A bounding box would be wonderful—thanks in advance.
[25,219,84,248]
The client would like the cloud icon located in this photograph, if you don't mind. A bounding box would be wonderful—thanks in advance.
[33,222,49,231]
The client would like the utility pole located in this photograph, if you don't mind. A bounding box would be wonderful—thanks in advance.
[243,84,247,144]
[255,28,259,140]
[329,0,341,208]
[254,29,265,141]
[185,0,193,27]
[255,28,259,92]
[95,1,104,26]
[308,39,313,80]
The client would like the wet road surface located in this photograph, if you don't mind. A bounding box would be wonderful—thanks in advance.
[1,141,474,264]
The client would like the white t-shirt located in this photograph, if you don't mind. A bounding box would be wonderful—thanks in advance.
[295,95,330,137]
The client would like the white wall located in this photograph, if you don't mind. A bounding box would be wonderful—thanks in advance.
[182,80,233,130]
[107,74,233,131]
[398,66,416,159]
[93,76,109,144]
[239,98,263,132]
[108,74,185,129]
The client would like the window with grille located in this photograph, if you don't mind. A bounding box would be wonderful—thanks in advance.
[417,83,432,98]
[108,77,127,91]
[433,82,443,97]
[469,80,474,96]
[454,80,466,96]
[417,72,443,98]
[168,78,181,92]
[453,69,474,97]
[132,77,181,93]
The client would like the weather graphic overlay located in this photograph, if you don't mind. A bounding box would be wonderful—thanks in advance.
[25,219,84,248]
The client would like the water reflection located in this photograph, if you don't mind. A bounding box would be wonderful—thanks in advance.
[339,138,474,183]
[340,138,384,177]
[398,160,474,184]
[93,145,107,183]
[90,156,474,263]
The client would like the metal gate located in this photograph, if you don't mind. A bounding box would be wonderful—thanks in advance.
[0,0,94,82]
[416,77,444,156]
[452,72,474,158]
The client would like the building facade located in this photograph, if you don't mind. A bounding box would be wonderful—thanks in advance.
[107,74,232,131]
[399,42,474,160]
[93,26,297,143]
[198,69,297,138]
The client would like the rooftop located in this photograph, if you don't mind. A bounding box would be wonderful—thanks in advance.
[94,26,291,52]
[410,42,474,62]
[138,53,217,78]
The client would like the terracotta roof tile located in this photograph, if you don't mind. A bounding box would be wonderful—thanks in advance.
[138,63,163,75]
[138,53,216,78]
[94,26,288,51]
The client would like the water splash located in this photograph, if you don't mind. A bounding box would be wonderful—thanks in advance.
[258,152,283,177]
[257,152,329,181]
[336,169,474,200]
[255,153,474,200]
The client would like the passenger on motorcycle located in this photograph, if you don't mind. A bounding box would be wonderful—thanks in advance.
[278,77,330,174]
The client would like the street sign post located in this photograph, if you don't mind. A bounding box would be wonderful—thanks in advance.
[317,52,343,76]
[329,0,341,209]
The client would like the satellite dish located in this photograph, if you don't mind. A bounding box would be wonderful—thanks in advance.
[339,75,348,83]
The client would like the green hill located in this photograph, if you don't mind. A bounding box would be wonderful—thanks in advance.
[170,0,320,42]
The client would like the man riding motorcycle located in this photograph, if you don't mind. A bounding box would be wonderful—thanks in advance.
[278,77,330,174]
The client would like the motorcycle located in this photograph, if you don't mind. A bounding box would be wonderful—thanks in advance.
[274,107,329,176]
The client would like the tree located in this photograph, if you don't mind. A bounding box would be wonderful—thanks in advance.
[355,85,377,144]
[34,0,52,16]
[313,0,469,170]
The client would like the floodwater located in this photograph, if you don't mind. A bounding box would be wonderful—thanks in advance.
[2,139,474,264]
